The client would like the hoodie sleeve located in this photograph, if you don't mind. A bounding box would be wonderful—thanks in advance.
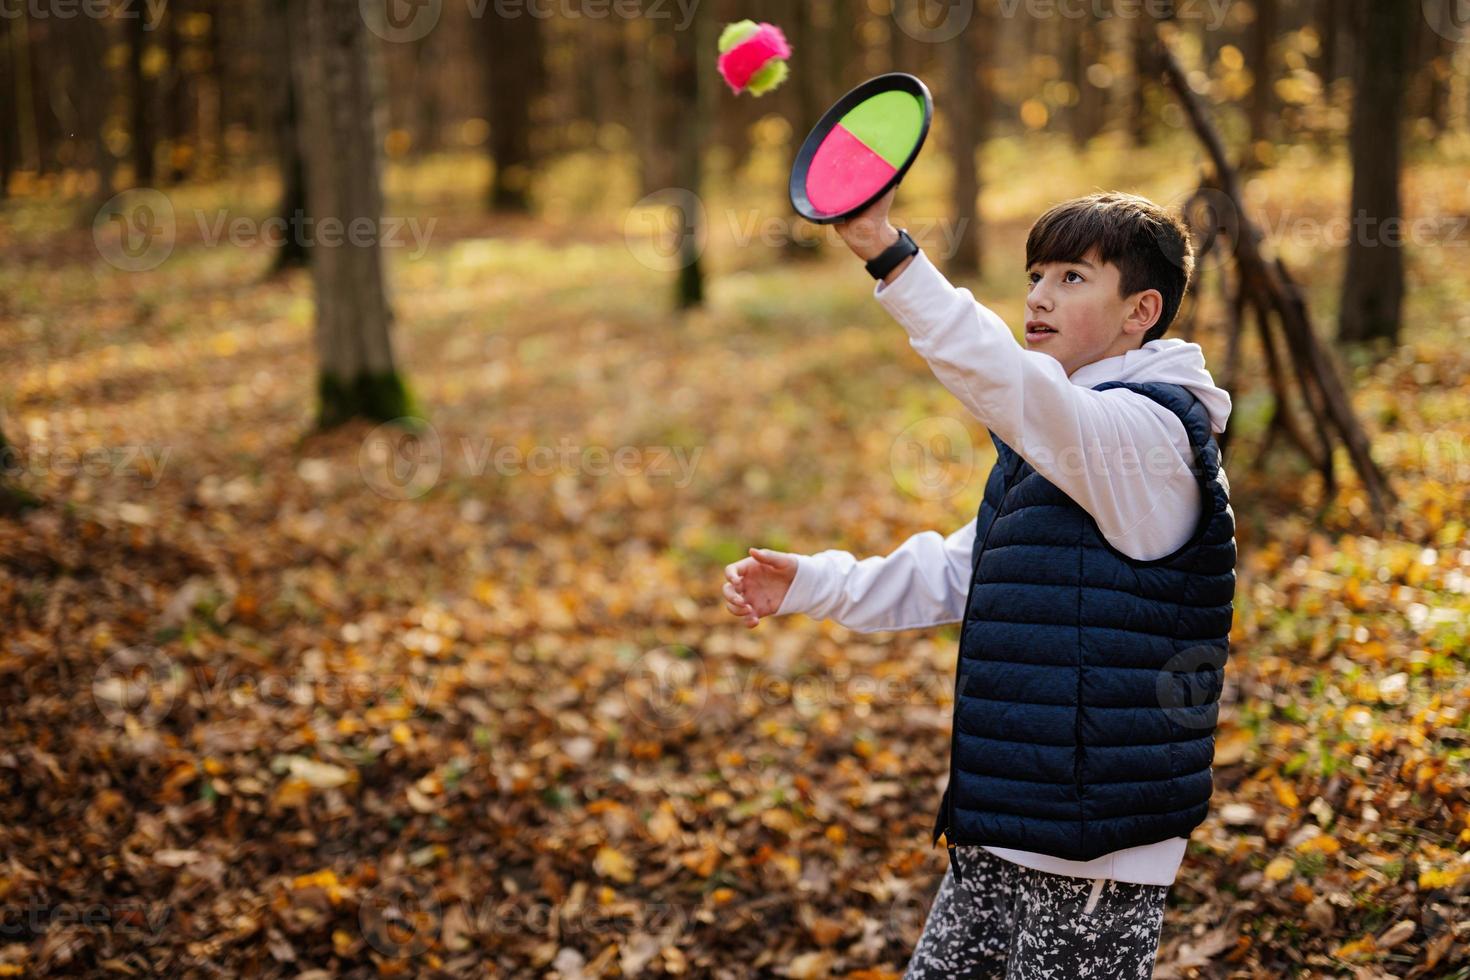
[774,518,976,632]
[874,250,1203,562]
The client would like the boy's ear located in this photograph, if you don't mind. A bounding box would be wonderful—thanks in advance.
[1123,288,1164,336]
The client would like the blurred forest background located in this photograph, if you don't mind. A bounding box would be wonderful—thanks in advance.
[2,0,1470,976]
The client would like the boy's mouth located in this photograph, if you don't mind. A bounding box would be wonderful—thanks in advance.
[1025,320,1058,341]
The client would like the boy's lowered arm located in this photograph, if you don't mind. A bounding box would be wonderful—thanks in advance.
[775,518,977,633]
[874,251,1202,563]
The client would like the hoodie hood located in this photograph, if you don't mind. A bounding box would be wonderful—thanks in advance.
[1069,338,1233,434]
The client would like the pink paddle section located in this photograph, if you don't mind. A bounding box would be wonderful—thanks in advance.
[805,124,899,217]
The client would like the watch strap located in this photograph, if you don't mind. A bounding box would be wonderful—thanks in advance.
[866,228,919,280]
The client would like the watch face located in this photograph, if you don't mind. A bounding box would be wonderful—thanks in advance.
[790,74,933,224]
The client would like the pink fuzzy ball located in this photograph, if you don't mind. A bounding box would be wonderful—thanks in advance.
[717,21,792,97]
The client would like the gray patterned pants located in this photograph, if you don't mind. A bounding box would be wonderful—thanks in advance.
[904,845,1169,979]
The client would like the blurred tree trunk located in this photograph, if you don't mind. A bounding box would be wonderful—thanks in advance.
[888,1,910,71]
[946,20,983,277]
[127,10,155,185]
[1129,13,1157,146]
[1414,9,1454,134]
[1315,0,1339,85]
[196,0,222,179]
[290,0,410,427]
[6,15,37,183]
[31,18,57,176]
[480,6,544,212]
[793,2,826,130]
[270,0,307,273]
[1247,0,1277,151]
[778,2,824,261]
[630,17,665,193]
[828,4,859,97]
[1070,14,1105,146]
[669,7,704,309]
[73,12,117,220]
[161,0,190,184]
[413,32,441,154]
[0,421,15,513]
[1337,0,1410,347]
[0,415,36,516]
[0,18,13,198]
[1061,15,1082,145]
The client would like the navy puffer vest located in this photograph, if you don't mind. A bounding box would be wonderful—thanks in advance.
[932,380,1236,862]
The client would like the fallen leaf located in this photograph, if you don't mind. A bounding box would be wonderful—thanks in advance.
[594,845,635,884]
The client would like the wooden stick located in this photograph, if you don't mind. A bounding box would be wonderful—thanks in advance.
[1155,24,1396,530]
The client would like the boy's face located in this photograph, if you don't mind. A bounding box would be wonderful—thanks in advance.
[1024,247,1163,376]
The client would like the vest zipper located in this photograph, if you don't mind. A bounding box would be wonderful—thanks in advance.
[938,456,1020,870]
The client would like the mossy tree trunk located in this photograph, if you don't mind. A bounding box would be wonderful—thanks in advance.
[290,0,412,428]
[0,414,37,515]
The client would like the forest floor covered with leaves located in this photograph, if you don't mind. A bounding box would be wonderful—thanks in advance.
[2,131,1470,977]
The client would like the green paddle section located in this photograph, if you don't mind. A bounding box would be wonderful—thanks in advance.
[837,91,925,169]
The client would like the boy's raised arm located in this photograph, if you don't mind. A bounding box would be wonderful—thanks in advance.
[831,191,1212,562]
[773,519,976,633]
[870,250,1202,560]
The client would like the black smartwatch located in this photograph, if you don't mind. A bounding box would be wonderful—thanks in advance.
[865,228,920,280]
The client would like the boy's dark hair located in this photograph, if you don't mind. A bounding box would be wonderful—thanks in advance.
[1025,192,1194,344]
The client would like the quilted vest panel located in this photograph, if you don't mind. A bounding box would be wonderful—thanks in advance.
[932,380,1237,862]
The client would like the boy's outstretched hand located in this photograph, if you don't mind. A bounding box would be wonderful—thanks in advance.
[834,187,899,261]
[834,187,916,285]
[722,547,798,629]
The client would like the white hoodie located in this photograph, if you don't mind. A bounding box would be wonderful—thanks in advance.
[774,250,1233,887]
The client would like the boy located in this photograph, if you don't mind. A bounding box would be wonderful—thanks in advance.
[722,190,1236,977]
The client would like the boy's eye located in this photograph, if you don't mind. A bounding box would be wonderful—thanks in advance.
[1027,269,1083,284]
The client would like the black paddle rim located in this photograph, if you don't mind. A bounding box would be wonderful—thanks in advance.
[788,72,934,225]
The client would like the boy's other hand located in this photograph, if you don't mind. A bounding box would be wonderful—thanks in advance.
[835,187,899,261]
[722,547,798,629]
